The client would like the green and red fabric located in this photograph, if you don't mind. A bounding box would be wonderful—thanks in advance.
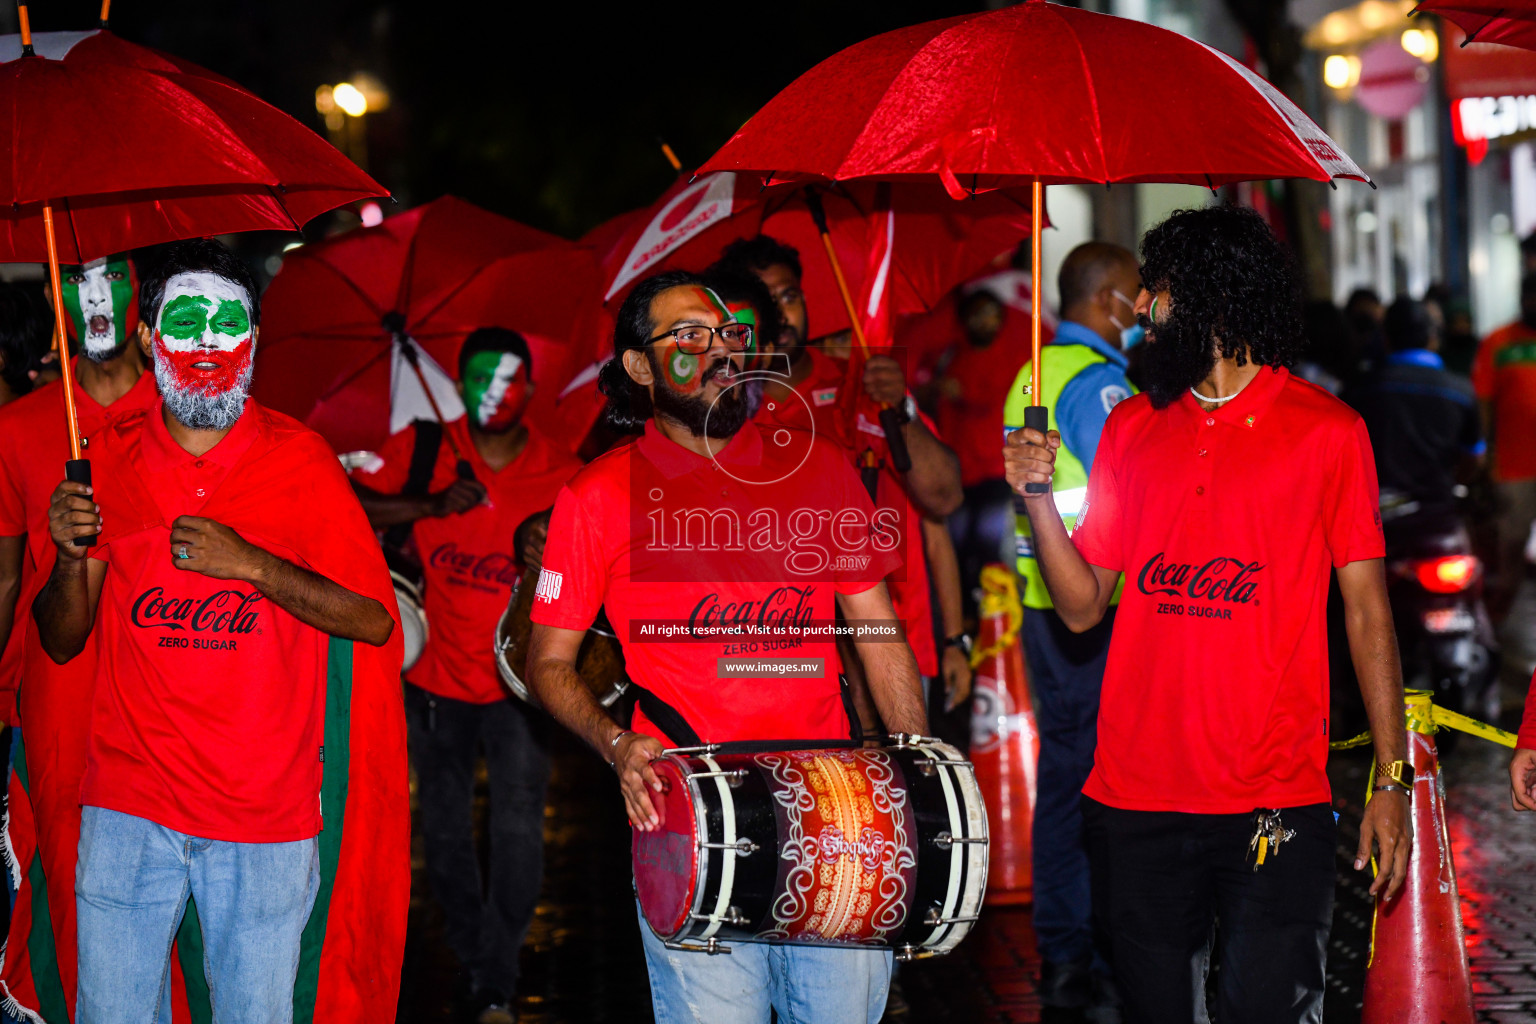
[0,401,408,1022]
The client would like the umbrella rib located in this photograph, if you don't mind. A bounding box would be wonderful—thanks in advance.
[1063,13,1112,184]
[301,254,386,319]
[62,196,84,263]
[267,184,305,234]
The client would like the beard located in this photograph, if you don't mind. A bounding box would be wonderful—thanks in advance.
[648,351,750,439]
[1137,309,1219,409]
[81,322,127,363]
[154,352,253,430]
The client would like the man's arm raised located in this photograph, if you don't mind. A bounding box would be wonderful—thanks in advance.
[1002,427,1119,631]
[837,582,928,736]
[167,515,393,647]
[33,480,106,664]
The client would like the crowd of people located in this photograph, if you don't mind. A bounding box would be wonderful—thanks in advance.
[0,201,1530,1024]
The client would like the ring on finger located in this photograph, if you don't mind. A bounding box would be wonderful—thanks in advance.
[177,544,191,560]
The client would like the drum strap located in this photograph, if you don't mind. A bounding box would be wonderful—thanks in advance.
[628,684,703,748]
[383,419,445,550]
[630,676,866,750]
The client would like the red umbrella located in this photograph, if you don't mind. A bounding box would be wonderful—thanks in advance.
[597,172,1035,338]
[699,0,1368,490]
[1413,0,1536,49]
[253,195,603,456]
[0,12,385,481]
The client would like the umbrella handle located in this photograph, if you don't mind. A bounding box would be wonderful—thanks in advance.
[878,406,913,473]
[1023,406,1050,495]
[42,203,85,461]
[67,458,96,547]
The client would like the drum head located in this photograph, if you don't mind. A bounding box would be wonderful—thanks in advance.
[633,757,703,941]
[391,571,426,673]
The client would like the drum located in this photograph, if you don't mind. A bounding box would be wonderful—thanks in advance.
[392,570,428,673]
[494,567,627,708]
[633,737,988,959]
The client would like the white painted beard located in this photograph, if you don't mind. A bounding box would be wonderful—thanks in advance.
[153,353,253,430]
[80,323,121,362]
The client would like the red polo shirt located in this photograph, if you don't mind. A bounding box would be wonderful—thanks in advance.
[531,420,899,746]
[1472,320,1536,482]
[351,419,581,704]
[0,364,158,718]
[755,347,937,676]
[1071,367,1384,813]
[84,404,331,842]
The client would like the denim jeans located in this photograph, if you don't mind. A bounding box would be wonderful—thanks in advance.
[405,684,550,998]
[1022,605,1115,968]
[637,902,891,1024]
[75,806,319,1024]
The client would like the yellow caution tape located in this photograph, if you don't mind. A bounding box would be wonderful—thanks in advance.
[1327,688,1517,751]
[970,565,1024,669]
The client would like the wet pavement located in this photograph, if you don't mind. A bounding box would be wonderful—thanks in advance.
[397,709,1536,1024]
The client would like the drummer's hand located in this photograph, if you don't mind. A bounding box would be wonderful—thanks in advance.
[942,645,973,713]
[1003,427,1061,503]
[47,479,100,559]
[518,513,550,573]
[431,479,487,517]
[614,731,667,831]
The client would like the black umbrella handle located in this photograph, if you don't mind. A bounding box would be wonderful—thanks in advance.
[66,458,95,547]
[1024,406,1050,495]
[879,406,913,473]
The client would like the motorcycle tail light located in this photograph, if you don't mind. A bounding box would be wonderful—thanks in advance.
[1415,554,1480,594]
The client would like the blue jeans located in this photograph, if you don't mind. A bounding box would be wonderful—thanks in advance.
[75,806,319,1024]
[637,903,891,1024]
[1022,605,1115,968]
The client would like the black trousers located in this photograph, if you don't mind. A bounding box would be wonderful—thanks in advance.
[406,684,551,998]
[1082,797,1334,1024]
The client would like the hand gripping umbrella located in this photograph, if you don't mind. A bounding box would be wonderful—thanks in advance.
[0,9,385,535]
[254,195,604,459]
[699,0,1371,492]
[1412,0,1536,49]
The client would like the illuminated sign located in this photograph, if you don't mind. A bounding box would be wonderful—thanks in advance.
[1451,95,1536,162]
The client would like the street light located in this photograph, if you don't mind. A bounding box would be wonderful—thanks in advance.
[1401,27,1440,61]
[332,82,367,118]
[315,76,389,171]
[1324,54,1362,90]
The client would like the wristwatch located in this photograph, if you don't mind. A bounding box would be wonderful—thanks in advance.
[1374,759,1414,791]
[903,393,919,423]
[944,633,973,657]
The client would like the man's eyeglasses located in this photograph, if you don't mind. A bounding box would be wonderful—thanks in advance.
[646,323,754,355]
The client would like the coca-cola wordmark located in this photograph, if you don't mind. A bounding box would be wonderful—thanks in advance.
[130,587,263,633]
[1136,553,1265,604]
[429,542,521,588]
[688,585,816,638]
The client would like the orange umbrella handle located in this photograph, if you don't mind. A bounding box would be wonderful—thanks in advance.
[43,203,97,545]
[17,4,33,53]
[1024,179,1049,495]
[99,0,112,27]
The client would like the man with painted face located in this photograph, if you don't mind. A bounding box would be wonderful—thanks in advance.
[526,269,927,1024]
[1004,207,1410,1024]
[33,238,409,1024]
[999,241,1138,1016]
[0,253,158,1018]
[350,327,581,1024]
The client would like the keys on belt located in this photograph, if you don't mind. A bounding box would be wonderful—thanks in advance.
[1246,808,1296,871]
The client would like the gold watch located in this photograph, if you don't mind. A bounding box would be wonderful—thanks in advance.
[1374,759,1414,790]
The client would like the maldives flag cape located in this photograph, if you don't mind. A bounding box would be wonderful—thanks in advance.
[0,400,408,1023]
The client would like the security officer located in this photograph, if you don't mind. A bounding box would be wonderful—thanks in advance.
[1001,241,1138,1017]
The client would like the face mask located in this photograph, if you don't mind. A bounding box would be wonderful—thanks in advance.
[1109,289,1144,350]
[463,350,530,432]
[62,254,137,361]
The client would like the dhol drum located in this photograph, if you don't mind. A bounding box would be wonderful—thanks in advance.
[391,570,428,673]
[633,737,988,959]
[494,566,627,708]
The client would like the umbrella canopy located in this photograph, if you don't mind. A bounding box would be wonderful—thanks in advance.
[253,196,603,455]
[596,172,1036,340]
[1415,0,1536,49]
[698,0,1368,192]
[0,29,384,263]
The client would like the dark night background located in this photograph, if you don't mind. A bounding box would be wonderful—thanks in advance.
[4,1,991,239]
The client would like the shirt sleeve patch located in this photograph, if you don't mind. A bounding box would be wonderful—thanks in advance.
[534,568,564,604]
[1100,384,1130,415]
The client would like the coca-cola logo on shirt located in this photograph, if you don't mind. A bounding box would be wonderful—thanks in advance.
[429,543,521,588]
[130,587,263,633]
[1136,553,1265,604]
[688,585,816,636]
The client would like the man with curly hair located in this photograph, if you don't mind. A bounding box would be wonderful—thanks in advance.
[1003,206,1412,1023]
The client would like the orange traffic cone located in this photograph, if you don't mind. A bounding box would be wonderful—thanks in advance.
[970,564,1038,905]
[1360,690,1475,1024]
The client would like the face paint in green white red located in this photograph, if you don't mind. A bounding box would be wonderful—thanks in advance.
[659,287,742,395]
[152,271,254,396]
[463,350,530,432]
[62,254,137,361]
